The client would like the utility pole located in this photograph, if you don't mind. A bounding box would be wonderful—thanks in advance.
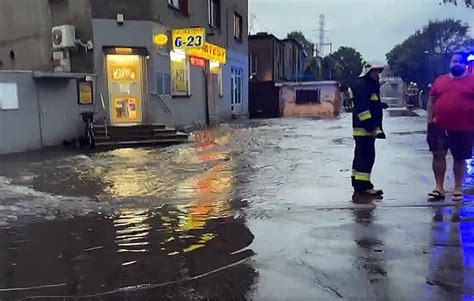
[318,14,326,57]
[317,14,335,80]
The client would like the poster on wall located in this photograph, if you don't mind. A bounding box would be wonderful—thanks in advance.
[112,96,139,122]
[111,65,138,81]
[0,83,19,110]
[170,56,189,96]
[77,80,93,105]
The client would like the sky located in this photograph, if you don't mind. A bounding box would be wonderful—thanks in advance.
[249,0,474,61]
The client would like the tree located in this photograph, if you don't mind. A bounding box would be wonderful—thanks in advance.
[287,31,315,70]
[441,0,473,8]
[321,47,364,91]
[423,19,470,55]
[386,19,470,89]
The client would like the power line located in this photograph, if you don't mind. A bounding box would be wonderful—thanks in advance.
[249,13,273,35]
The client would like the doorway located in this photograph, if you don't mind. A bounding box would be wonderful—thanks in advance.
[106,54,145,125]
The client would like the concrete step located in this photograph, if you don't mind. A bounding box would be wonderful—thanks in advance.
[94,128,178,138]
[94,124,167,130]
[94,131,188,142]
[91,123,188,148]
[95,137,188,147]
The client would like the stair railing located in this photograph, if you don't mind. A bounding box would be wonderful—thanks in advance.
[100,93,109,137]
[150,91,172,114]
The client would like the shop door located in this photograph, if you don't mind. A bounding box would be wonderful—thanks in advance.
[106,54,145,125]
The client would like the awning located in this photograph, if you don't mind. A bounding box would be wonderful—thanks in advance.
[32,72,96,81]
[103,47,150,56]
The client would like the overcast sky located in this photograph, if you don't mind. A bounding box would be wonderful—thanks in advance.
[249,0,474,61]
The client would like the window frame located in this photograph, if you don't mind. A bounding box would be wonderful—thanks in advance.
[156,72,171,96]
[168,0,180,9]
[250,53,258,76]
[231,67,243,111]
[168,0,189,15]
[233,13,243,41]
[208,0,221,29]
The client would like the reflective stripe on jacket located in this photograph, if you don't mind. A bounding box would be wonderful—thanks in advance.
[352,77,386,139]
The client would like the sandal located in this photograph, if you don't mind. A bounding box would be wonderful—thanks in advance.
[428,190,445,201]
[453,193,464,202]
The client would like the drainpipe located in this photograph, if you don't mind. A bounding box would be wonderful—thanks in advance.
[34,81,44,149]
[203,68,210,126]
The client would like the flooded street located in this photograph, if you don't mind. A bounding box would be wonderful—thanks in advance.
[0,112,473,300]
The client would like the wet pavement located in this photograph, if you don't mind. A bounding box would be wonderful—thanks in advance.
[0,111,473,300]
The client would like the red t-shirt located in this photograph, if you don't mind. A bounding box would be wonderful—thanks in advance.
[430,74,474,131]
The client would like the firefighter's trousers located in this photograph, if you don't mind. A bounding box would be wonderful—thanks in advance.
[352,137,376,192]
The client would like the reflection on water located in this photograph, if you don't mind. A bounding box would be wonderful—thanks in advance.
[0,128,257,299]
[464,159,474,195]
[0,127,244,204]
[352,207,389,296]
[115,209,151,256]
[0,204,256,299]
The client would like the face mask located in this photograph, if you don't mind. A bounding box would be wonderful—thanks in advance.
[451,66,465,77]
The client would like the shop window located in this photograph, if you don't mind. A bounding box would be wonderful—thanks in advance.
[234,13,243,40]
[170,51,191,96]
[0,82,19,110]
[77,79,94,105]
[209,0,221,29]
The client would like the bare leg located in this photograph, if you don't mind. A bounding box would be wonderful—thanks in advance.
[453,159,466,194]
[433,152,447,193]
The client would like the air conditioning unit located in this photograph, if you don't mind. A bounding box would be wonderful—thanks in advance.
[52,25,76,49]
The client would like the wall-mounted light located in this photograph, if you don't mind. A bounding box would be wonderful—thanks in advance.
[153,34,168,47]
[468,54,474,62]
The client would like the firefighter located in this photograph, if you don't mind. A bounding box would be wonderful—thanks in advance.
[352,62,389,197]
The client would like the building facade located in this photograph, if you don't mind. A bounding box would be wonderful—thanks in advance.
[282,38,305,82]
[248,33,284,82]
[0,0,249,129]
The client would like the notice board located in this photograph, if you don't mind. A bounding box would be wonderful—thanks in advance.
[0,83,19,110]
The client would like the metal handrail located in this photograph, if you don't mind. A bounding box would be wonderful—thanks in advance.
[150,91,172,114]
[100,93,109,136]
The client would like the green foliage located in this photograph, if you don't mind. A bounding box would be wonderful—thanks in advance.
[321,47,364,91]
[441,0,473,8]
[386,19,470,88]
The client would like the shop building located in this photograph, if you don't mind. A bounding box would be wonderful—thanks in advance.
[0,0,249,132]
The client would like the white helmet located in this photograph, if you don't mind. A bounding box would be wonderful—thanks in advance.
[359,61,385,78]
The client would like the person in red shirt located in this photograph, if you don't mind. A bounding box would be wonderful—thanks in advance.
[427,53,474,202]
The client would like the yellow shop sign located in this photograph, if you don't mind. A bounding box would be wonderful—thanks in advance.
[187,43,226,65]
[171,28,205,50]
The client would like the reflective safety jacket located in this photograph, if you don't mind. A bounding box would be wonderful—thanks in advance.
[352,77,386,139]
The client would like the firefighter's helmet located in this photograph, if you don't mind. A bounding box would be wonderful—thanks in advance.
[359,62,385,78]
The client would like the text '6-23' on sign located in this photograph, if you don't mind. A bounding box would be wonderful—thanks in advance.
[172,28,205,50]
